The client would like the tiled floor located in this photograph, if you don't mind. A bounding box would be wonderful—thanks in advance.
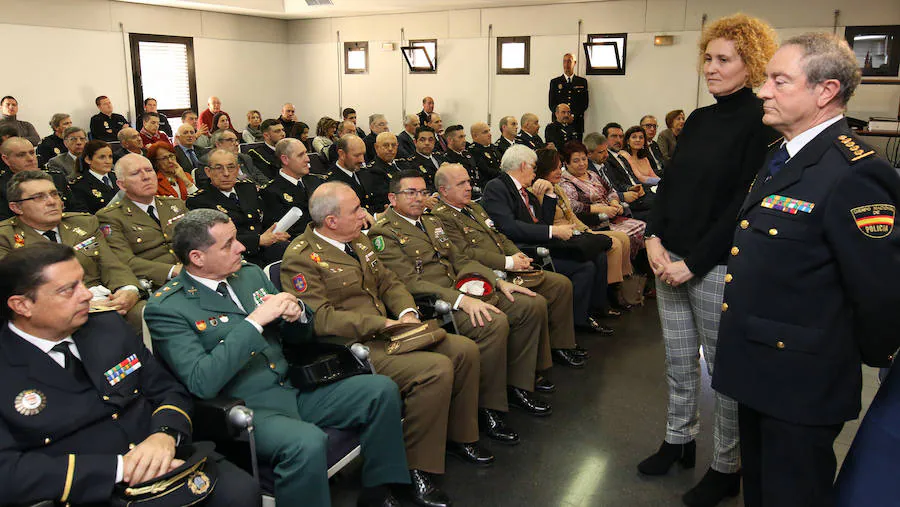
[329,301,879,506]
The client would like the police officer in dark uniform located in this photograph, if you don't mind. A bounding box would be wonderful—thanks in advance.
[441,124,482,195]
[360,132,402,213]
[469,122,503,185]
[712,34,900,507]
[71,169,118,214]
[0,242,259,507]
[399,125,442,191]
[324,134,375,213]
[260,138,321,238]
[247,120,285,181]
[544,104,580,149]
[516,113,547,150]
[548,53,589,139]
[89,96,130,143]
[37,113,71,168]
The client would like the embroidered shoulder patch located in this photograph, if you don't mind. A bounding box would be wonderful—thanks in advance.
[851,204,895,238]
[292,273,308,293]
[373,235,385,252]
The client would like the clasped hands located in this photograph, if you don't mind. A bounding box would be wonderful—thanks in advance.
[645,237,694,287]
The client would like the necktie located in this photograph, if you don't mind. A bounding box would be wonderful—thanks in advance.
[767,145,790,179]
[51,342,88,383]
[297,179,306,192]
[147,205,161,226]
[186,149,200,169]
[520,187,538,223]
[461,207,476,221]
[215,281,234,302]
[43,230,58,243]
[102,175,112,188]
[228,192,239,204]
[344,243,359,261]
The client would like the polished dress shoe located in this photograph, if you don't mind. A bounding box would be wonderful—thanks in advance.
[604,308,623,318]
[478,408,520,444]
[571,345,589,358]
[535,374,556,393]
[637,440,696,475]
[358,486,401,507]
[446,441,495,467]
[577,317,614,336]
[682,468,741,507]
[407,470,451,507]
[507,386,552,416]
[552,348,586,368]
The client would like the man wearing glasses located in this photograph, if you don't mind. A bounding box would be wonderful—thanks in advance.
[197,130,268,187]
[187,149,289,267]
[46,126,87,180]
[0,171,145,331]
[0,137,77,220]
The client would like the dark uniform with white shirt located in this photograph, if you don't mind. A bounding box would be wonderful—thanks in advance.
[259,171,321,238]
[70,171,119,214]
[548,74,589,138]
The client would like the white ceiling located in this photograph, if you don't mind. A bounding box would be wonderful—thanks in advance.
[116,0,593,20]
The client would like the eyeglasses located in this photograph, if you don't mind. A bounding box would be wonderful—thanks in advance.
[219,138,239,144]
[66,136,87,143]
[395,189,431,198]
[14,190,61,203]
[641,124,658,129]
[155,154,177,162]
[209,163,239,173]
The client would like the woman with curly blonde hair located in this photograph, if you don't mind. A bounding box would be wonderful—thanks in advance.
[637,13,779,507]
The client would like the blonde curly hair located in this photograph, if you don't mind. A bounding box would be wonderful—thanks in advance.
[698,13,778,88]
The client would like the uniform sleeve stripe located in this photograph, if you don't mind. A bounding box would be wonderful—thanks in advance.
[152,405,193,430]
[851,150,875,162]
[60,454,75,503]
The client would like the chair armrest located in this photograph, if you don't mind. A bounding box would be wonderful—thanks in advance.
[414,294,452,321]
[193,396,250,440]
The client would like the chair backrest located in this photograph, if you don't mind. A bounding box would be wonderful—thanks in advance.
[240,142,265,154]
[264,260,282,292]
[308,152,329,175]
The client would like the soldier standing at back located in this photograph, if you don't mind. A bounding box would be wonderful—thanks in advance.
[548,53,589,139]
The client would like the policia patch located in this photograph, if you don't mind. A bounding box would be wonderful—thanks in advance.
[851,204,895,238]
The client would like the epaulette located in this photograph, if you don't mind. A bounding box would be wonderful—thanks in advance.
[157,195,182,201]
[73,175,85,182]
[289,238,310,252]
[432,203,447,212]
[62,212,91,217]
[836,134,876,164]
[259,181,271,190]
[190,188,206,196]
[767,137,784,148]
[375,217,389,226]
[105,199,124,209]
[0,217,15,227]
[236,178,253,184]
[151,279,185,300]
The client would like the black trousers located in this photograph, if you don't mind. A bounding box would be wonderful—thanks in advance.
[553,254,608,325]
[738,403,843,507]
[203,455,262,507]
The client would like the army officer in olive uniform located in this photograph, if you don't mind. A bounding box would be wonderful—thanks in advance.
[97,154,187,289]
[146,209,409,507]
[370,170,553,427]
[187,149,290,267]
[0,171,144,332]
[281,182,494,507]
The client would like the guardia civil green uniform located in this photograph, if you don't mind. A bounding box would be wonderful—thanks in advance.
[145,262,410,507]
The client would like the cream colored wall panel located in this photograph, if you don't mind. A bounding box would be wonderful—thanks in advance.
[481,2,647,38]
[290,42,342,130]
[645,0,688,33]
[448,9,481,39]
[288,18,333,44]
[110,1,204,37]
[0,0,111,31]
[339,44,404,134]
[199,11,288,43]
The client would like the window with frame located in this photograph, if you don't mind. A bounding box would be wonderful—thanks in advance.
[345,42,369,74]
[584,33,628,75]
[129,33,198,127]
[497,36,531,75]
[404,39,437,73]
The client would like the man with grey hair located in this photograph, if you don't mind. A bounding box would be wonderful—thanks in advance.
[1,137,76,219]
[360,131,401,212]
[277,102,300,139]
[364,113,389,164]
[712,32,900,507]
[583,131,644,208]
[46,126,87,179]
[196,129,267,187]
[260,137,320,237]
[146,207,410,507]
[172,122,207,174]
[114,127,145,162]
[37,113,72,166]
[397,114,419,158]
[326,120,359,163]
[426,112,447,153]
[495,116,518,156]
[97,153,187,289]
[515,113,546,150]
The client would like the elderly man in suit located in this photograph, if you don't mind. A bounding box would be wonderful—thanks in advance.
[97,154,188,289]
[281,181,493,507]
[46,126,87,180]
[516,113,547,151]
[114,127,145,162]
[145,208,409,507]
[397,114,419,159]
[173,123,207,175]
[0,242,259,507]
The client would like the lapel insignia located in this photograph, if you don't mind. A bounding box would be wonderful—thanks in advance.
[92,189,102,198]
[219,314,230,323]
[292,273,308,292]
[103,354,142,386]
[170,205,179,213]
[216,205,227,213]
[103,121,109,128]
[54,147,60,154]
[399,234,409,245]
[195,319,207,331]
[209,317,218,327]
[284,193,293,203]
[310,252,321,263]
[415,258,424,274]
[155,292,162,297]
[187,287,198,295]
[761,194,815,214]
[14,389,47,416]
[14,234,24,248]
[851,204,895,238]
[558,83,563,89]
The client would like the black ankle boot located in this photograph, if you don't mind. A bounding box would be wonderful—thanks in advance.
[637,440,696,475]
[682,468,741,507]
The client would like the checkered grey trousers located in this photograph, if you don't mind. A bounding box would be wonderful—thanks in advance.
[655,253,740,473]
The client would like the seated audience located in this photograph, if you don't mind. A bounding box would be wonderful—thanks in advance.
[260,138,320,237]
[278,103,301,139]
[426,113,447,153]
[114,127,145,162]
[469,122,502,183]
[397,114,419,158]
[0,96,40,145]
[147,142,197,200]
[516,113,547,150]
[359,131,401,213]
[341,107,366,138]
[136,98,173,137]
[210,111,237,136]
[364,114,389,164]
[71,140,119,214]
[139,113,171,147]
[242,109,264,143]
[544,103,579,148]
[312,117,338,158]
[145,208,410,507]
[441,125,482,193]
[186,149,288,266]
[0,138,76,218]
[247,119,285,180]
[495,116,518,156]
[182,110,212,149]
[325,135,376,215]
[89,96,130,143]
[587,129,654,221]
[657,109,685,166]
[399,126,441,191]
[37,113,71,167]
[199,96,225,132]
[293,121,311,149]
[281,181,491,507]
[97,153,187,289]
[620,126,660,184]
[0,242,259,507]
[173,123,208,174]
[640,115,666,175]
[199,130,268,187]
[326,120,360,163]
[481,145,613,334]
[46,126,87,180]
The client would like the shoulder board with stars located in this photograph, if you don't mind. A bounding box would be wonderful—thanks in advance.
[152,280,184,300]
[835,134,876,164]
[290,239,310,252]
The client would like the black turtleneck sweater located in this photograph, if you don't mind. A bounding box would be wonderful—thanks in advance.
[645,87,778,277]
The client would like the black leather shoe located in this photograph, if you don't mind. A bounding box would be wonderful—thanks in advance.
[507,386,552,416]
[571,345,589,358]
[407,470,451,507]
[446,441,495,467]
[552,348,586,368]
[605,308,623,318]
[682,468,741,507]
[478,408,520,444]
[637,440,696,475]
[358,487,401,507]
[577,317,614,336]
[535,374,556,393]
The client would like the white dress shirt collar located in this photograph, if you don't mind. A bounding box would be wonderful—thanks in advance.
[8,322,78,365]
[783,114,843,159]
[313,228,350,252]
[279,169,300,186]
[185,272,246,313]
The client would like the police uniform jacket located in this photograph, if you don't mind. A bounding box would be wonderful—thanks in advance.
[186,181,271,262]
[399,152,440,191]
[516,131,546,150]
[259,172,320,237]
[281,226,416,341]
[397,131,417,159]
[37,134,66,168]
[90,113,129,143]
[70,172,118,214]
[0,213,139,292]
[247,144,279,181]
[469,143,502,184]
[430,200,520,270]
[0,312,192,505]
[441,149,481,189]
[364,132,378,164]
[548,75,589,119]
[544,121,579,149]
[712,120,900,426]
[495,136,514,157]
[326,165,374,213]
[97,196,187,288]
[360,156,402,214]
